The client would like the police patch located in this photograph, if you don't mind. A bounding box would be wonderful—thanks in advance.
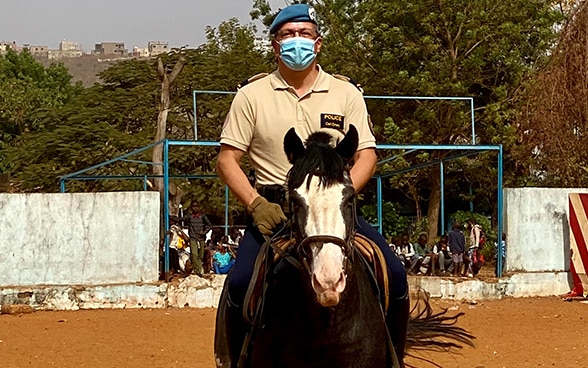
[320,113,345,131]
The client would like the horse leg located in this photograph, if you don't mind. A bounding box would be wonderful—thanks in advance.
[387,289,410,368]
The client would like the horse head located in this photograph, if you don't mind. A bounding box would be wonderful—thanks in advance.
[283,125,359,307]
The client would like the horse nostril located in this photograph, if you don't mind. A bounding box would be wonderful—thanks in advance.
[311,274,325,293]
[334,272,346,293]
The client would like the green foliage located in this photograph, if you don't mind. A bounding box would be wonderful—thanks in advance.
[0,0,568,228]
[317,0,563,236]
[360,201,410,240]
[0,49,83,173]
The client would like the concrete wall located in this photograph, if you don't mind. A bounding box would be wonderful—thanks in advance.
[0,192,160,286]
[504,188,588,273]
[1,188,587,310]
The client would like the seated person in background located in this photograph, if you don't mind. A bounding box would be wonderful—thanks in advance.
[388,236,399,253]
[435,234,453,275]
[412,233,428,275]
[397,233,421,274]
[228,227,243,255]
[167,216,191,275]
[420,238,438,276]
[213,236,236,275]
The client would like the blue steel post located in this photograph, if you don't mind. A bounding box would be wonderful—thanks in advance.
[193,90,198,140]
[377,176,383,234]
[497,145,504,277]
[163,139,170,276]
[60,179,66,193]
[143,175,147,191]
[440,161,445,235]
[470,98,476,143]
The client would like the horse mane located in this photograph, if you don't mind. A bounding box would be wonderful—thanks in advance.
[286,131,347,191]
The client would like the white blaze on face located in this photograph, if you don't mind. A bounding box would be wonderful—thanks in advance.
[295,175,347,307]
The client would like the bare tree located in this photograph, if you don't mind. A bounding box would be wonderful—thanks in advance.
[152,56,186,197]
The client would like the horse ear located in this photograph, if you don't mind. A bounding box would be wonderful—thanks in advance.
[336,125,359,161]
[284,127,305,164]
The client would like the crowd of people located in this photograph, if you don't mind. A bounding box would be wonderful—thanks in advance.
[166,205,505,280]
[164,200,243,278]
[391,218,505,278]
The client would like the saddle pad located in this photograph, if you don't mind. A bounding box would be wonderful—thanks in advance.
[354,234,390,312]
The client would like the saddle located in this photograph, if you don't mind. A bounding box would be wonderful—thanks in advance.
[243,233,390,328]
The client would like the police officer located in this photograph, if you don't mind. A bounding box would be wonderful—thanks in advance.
[216,3,409,364]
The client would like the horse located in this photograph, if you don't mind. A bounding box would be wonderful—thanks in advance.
[215,125,474,368]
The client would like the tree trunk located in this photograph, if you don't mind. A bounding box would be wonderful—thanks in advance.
[427,166,441,242]
[152,56,186,217]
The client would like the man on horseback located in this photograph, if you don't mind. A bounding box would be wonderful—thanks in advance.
[216,3,409,365]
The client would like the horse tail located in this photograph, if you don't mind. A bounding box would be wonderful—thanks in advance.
[406,290,475,353]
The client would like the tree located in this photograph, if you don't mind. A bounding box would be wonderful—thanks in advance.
[4,17,275,231]
[0,49,82,173]
[515,2,588,187]
[317,0,563,238]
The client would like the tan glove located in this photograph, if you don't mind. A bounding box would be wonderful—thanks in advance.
[247,196,287,235]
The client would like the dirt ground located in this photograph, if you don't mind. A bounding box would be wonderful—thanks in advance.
[1,296,587,368]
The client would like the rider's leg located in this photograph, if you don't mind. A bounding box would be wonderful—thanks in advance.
[387,291,409,368]
[227,226,265,304]
[355,216,408,298]
[224,226,265,364]
[356,216,409,364]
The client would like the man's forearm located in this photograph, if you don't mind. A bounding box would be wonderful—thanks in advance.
[216,149,259,207]
[350,148,377,192]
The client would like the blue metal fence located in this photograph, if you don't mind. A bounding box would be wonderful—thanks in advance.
[60,92,504,276]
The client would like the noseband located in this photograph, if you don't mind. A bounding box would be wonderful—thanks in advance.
[297,234,354,276]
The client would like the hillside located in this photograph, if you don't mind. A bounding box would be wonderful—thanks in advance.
[36,55,118,87]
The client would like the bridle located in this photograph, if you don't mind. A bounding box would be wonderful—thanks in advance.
[288,170,357,277]
[297,234,354,277]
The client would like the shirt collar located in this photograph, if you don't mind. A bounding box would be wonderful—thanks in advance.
[270,65,330,93]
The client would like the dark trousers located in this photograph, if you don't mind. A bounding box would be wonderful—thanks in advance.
[228,216,408,305]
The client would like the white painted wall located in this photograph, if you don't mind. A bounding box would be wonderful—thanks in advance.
[1,188,586,307]
[504,187,588,273]
[0,192,160,286]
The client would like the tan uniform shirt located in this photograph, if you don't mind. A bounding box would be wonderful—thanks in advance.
[220,66,376,186]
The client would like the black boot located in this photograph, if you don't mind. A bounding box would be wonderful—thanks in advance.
[386,292,410,367]
[214,284,249,368]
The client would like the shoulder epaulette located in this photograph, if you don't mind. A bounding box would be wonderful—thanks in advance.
[333,74,364,94]
[237,73,269,89]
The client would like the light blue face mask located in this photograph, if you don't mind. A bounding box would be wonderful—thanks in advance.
[279,37,317,71]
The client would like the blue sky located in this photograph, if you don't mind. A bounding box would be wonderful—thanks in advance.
[0,0,286,52]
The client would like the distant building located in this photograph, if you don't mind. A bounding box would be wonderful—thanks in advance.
[24,44,49,57]
[48,40,83,60]
[148,41,169,56]
[93,42,127,57]
[132,45,149,58]
[0,41,18,55]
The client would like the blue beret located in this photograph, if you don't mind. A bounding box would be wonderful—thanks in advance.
[269,4,318,35]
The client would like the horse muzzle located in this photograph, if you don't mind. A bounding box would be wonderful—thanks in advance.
[312,271,346,307]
